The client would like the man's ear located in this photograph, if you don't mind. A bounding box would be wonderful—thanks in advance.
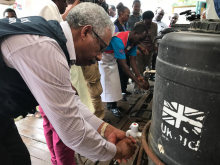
[133,31,139,36]
[81,25,93,40]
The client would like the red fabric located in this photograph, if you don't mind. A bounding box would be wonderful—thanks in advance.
[39,106,76,165]
[105,31,130,54]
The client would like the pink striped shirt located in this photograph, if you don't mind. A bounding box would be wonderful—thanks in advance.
[0,21,116,161]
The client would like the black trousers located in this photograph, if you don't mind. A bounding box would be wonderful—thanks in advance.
[117,54,130,93]
[107,102,117,109]
[0,118,31,165]
[151,52,158,78]
[152,52,157,70]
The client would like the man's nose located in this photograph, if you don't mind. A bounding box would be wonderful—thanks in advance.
[96,53,102,61]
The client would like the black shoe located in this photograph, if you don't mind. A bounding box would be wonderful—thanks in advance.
[122,90,132,95]
[103,118,110,123]
[121,97,128,101]
[107,103,112,110]
[110,108,124,118]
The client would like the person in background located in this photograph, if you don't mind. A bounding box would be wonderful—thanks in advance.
[114,2,131,101]
[99,24,149,118]
[14,0,65,21]
[0,3,137,165]
[62,0,80,20]
[63,0,76,14]
[3,8,17,18]
[169,13,179,27]
[81,62,106,121]
[201,9,206,20]
[153,7,168,34]
[127,0,142,31]
[109,5,117,22]
[134,11,157,92]
[114,3,130,32]
[206,0,219,19]
[52,0,67,14]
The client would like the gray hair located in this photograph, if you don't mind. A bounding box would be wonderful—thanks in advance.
[66,2,115,37]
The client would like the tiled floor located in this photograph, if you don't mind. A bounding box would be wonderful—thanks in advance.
[15,82,153,165]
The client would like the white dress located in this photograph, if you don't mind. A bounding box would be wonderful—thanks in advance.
[206,0,219,19]
[14,0,63,22]
[99,53,122,102]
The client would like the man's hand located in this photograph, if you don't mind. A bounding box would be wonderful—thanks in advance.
[136,50,141,56]
[137,45,149,56]
[100,124,136,163]
[113,138,137,163]
[138,76,145,82]
[142,47,149,55]
[138,77,149,90]
[107,129,126,144]
[137,81,149,90]
[107,128,136,145]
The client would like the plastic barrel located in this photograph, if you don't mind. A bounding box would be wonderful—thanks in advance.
[148,22,220,165]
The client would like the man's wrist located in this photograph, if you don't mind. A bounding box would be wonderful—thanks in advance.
[114,146,122,160]
[101,123,109,138]
[97,123,116,139]
[104,124,117,139]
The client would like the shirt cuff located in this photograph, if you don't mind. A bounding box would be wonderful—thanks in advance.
[88,115,104,131]
[98,142,117,161]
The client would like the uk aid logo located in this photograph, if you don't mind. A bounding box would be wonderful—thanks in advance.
[119,49,125,55]
[14,3,22,10]
[161,100,207,152]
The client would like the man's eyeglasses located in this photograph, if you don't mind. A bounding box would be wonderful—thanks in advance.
[91,28,108,53]
[77,23,108,53]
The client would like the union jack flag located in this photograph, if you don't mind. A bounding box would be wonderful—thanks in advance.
[162,100,205,136]
[15,3,22,10]
[119,49,125,54]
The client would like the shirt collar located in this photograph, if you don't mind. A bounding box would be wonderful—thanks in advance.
[153,19,163,23]
[60,21,76,65]
[130,13,141,18]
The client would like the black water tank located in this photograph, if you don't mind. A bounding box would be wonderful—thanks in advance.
[148,21,220,165]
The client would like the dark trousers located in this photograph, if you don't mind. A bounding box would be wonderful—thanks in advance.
[0,118,31,165]
[117,55,130,93]
[151,52,157,78]
[152,52,157,70]
[107,102,117,109]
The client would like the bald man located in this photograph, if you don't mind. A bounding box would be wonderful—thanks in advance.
[169,13,179,27]
[153,7,168,34]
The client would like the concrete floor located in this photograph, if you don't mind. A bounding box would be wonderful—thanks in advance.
[15,82,153,165]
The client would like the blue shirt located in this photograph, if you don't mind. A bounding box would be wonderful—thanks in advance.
[106,37,137,59]
[214,0,220,18]
[126,14,142,31]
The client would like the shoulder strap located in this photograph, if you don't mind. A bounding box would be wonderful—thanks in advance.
[0,17,70,65]
[114,19,126,32]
